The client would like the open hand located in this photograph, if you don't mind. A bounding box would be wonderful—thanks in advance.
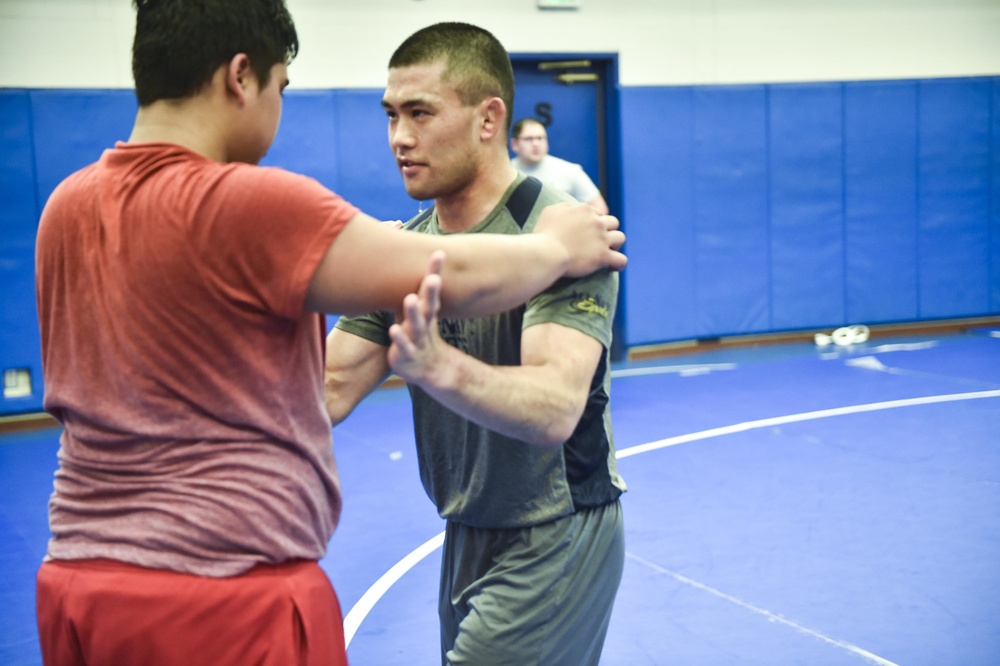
[533,202,626,277]
[388,251,446,385]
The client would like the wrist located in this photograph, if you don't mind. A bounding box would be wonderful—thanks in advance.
[532,230,570,276]
[420,343,464,394]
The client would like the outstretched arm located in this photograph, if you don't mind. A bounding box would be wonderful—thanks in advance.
[305,203,624,318]
[387,265,602,448]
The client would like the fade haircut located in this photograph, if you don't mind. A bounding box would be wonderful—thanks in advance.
[389,22,515,134]
[131,0,299,106]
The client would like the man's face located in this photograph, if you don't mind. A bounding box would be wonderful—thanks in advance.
[382,60,482,202]
[510,121,548,166]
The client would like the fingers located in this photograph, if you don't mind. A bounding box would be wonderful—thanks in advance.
[606,249,628,271]
[598,215,626,271]
[607,229,625,251]
[427,250,445,277]
[387,322,418,372]
[401,291,426,339]
[419,251,444,321]
[419,274,441,317]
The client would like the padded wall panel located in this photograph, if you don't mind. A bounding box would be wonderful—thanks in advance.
[30,90,136,208]
[621,87,698,346]
[768,83,845,330]
[261,90,339,190]
[333,90,414,222]
[917,78,992,319]
[0,90,43,414]
[693,86,770,336]
[992,77,1000,313]
[843,81,919,324]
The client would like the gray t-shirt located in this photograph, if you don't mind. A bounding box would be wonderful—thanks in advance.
[511,154,602,205]
[336,175,625,528]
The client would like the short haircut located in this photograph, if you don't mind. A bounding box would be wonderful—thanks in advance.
[389,22,515,133]
[511,118,545,140]
[132,0,299,106]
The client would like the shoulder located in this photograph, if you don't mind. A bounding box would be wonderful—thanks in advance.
[536,180,576,206]
[226,163,327,193]
[217,165,356,222]
[47,160,100,198]
[542,155,582,171]
[402,206,437,233]
[518,180,579,233]
[525,271,618,346]
[39,161,101,233]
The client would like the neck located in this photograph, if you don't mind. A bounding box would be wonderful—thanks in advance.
[128,72,232,162]
[434,152,519,232]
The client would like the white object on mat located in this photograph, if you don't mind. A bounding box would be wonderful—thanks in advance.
[814,325,870,347]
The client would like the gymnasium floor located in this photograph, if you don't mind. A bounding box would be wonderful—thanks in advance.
[2,329,998,665]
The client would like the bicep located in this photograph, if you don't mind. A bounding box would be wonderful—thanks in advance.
[325,327,391,424]
[305,212,434,316]
[520,322,603,395]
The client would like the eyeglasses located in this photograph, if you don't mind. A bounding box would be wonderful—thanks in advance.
[517,135,547,143]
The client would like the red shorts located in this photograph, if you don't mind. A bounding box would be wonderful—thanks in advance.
[36,558,347,666]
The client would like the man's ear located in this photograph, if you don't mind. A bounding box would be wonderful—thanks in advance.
[226,53,253,104]
[480,97,506,141]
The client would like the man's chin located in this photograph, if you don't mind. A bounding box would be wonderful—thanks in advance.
[405,186,432,202]
[403,179,440,202]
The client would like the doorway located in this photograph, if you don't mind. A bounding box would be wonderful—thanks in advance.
[509,53,625,359]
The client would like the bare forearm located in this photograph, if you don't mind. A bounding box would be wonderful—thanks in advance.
[306,207,623,319]
[325,366,386,426]
[387,278,603,447]
[306,217,565,318]
[434,233,567,318]
[411,345,584,448]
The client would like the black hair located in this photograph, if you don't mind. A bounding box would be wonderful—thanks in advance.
[389,22,515,133]
[132,0,298,106]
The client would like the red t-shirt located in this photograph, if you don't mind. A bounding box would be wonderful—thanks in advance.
[35,143,357,576]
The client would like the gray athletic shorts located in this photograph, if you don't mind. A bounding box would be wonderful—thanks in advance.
[439,500,625,666]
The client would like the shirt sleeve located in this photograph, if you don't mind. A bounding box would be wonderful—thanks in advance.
[569,163,602,205]
[522,270,618,349]
[199,165,358,320]
[334,310,394,346]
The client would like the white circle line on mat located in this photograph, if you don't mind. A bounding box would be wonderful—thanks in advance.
[344,389,1000,655]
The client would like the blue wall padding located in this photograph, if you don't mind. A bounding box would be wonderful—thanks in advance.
[262,90,340,191]
[620,76,999,347]
[0,90,43,413]
[621,87,698,344]
[693,86,770,336]
[993,79,1000,314]
[769,83,845,330]
[843,81,919,324]
[265,90,414,222]
[1,77,999,414]
[917,78,993,319]
[30,90,137,207]
[329,90,415,222]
